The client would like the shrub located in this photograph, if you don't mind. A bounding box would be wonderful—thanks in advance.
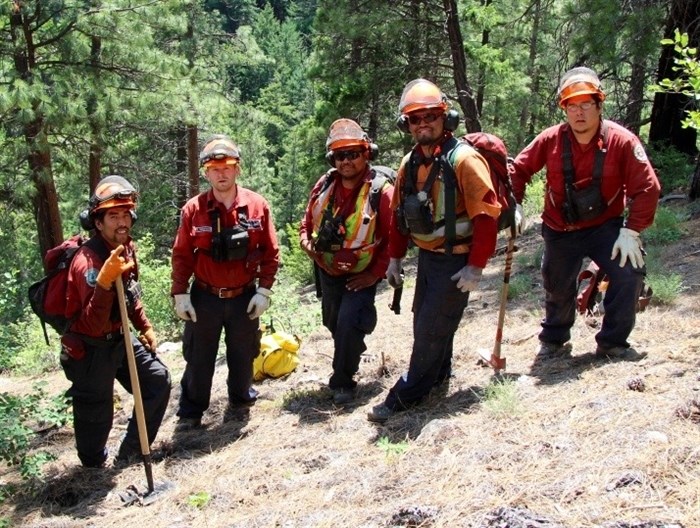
[647,272,683,305]
[647,143,694,195]
[644,206,687,245]
[0,383,70,481]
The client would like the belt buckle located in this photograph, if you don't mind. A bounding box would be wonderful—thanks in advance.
[218,287,227,299]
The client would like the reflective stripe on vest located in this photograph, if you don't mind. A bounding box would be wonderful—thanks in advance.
[310,177,380,273]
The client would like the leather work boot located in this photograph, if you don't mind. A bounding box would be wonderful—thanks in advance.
[332,388,355,405]
[174,416,202,432]
[536,341,572,359]
[595,345,647,361]
[367,404,392,423]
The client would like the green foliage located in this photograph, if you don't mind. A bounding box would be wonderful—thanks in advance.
[135,233,181,341]
[376,436,409,458]
[481,378,521,418]
[280,223,315,286]
[187,491,212,509]
[522,174,545,219]
[644,206,687,245]
[264,268,321,337]
[646,272,683,305]
[647,143,695,194]
[651,30,700,131]
[0,383,70,481]
[507,274,533,301]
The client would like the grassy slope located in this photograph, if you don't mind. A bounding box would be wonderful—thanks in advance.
[3,212,700,528]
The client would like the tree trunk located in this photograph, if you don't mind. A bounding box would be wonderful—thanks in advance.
[87,34,103,193]
[11,1,63,263]
[521,0,543,146]
[648,0,699,155]
[187,125,199,199]
[623,60,646,136]
[443,0,481,132]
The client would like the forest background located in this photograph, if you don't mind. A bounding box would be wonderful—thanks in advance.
[0,1,699,526]
[1,0,700,482]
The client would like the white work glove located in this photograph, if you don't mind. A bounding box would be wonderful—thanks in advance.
[174,293,198,322]
[611,228,644,269]
[247,287,272,320]
[450,265,483,293]
[514,203,525,235]
[386,258,404,289]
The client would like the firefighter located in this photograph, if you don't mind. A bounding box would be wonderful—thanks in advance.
[171,134,280,428]
[300,119,393,405]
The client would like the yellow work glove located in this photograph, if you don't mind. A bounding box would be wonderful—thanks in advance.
[138,326,158,353]
[96,245,135,290]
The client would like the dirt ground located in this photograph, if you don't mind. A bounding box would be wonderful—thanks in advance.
[2,207,699,528]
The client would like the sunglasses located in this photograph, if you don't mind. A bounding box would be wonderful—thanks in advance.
[334,150,363,161]
[407,112,443,125]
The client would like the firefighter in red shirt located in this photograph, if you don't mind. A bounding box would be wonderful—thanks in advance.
[510,67,661,360]
[171,135,280,429]
[368,79,501,423]
[63,175,171,468]
[299,119,393,405]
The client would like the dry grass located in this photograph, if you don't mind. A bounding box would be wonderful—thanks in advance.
[2,213,700,528]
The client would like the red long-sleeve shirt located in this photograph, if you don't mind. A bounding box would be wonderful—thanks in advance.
[171,187,280,295]
[511,120,660,232]
[65,236,150,337]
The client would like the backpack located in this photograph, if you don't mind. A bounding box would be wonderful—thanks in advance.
[449,132,517,233]
[576,261,653,315]
[253,324,301,381]
[28,235,108,345]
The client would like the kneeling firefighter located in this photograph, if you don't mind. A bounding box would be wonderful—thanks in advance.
[63,175,171,467]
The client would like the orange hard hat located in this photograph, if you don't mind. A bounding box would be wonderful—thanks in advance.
[200,135,241,167]
[325,119,370,151]
[557,67,606,108]
[90,175,138,214]
[398,79,448,115]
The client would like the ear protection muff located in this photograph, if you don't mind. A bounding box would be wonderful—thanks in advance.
[368,143,379,160]
[396,115,410,134]
[325,151,335,167]
[79,209,94,231]
[444,109,460,132]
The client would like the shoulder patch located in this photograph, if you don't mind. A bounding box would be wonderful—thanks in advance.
[85,268,99,288]
[633,143,648,162]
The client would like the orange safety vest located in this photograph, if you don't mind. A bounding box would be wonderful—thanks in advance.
[310,172,382,273]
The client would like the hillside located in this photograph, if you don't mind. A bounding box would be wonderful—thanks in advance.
[2,209,700,528]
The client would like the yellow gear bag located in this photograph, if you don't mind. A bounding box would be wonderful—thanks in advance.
[253,329,301,381]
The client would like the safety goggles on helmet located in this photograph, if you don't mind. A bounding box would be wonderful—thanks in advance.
[199,136,241,167]
[203,155,239,169]
[90,176,138,214]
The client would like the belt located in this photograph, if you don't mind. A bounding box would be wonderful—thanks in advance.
[194,279,254,299]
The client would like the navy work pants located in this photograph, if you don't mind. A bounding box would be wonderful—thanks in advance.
[319,270,378,390]
[61,335,171,467]
[178,283,260,419]
[384,249,470,411]
[539,217,645,349]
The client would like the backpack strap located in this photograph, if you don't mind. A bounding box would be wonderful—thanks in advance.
[368,166,396,213]
[440,136,463,256]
